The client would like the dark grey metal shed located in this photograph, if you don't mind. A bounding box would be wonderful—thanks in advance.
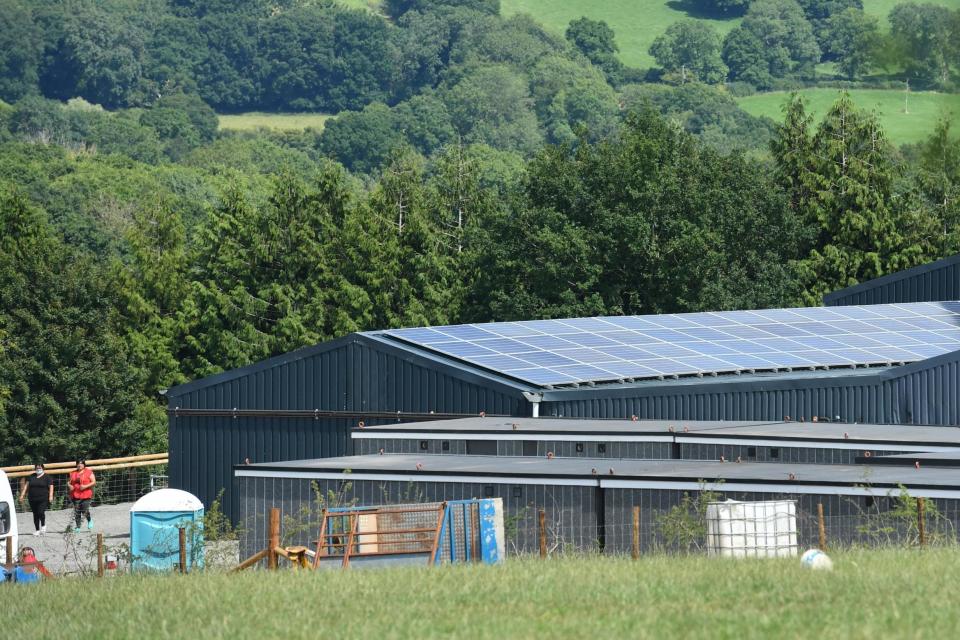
[168,321,960,521]
[353,417,960,465]
[235,454,960,556]
[825,254,960,306]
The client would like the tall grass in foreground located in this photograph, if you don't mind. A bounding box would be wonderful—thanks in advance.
[7,549,960,639]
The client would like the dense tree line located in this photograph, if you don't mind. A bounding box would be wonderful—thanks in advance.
[1,89,958,464]
[655,1,959,87]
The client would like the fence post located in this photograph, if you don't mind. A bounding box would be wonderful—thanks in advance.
[538,509,547,559]
[97,533,104,577]
[917,497,926,548]
[268,507,280,570]
[6,536,13,566]
[178,527,187,573]
[817,503,827,550]
[632,506,640,560]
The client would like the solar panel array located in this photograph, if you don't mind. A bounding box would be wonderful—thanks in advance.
[381,302,960,387]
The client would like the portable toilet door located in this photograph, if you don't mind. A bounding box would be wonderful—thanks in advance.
[0,471,18,566]
[130,489,204,571]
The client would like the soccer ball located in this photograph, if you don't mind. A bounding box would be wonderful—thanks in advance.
[800,548,833,571]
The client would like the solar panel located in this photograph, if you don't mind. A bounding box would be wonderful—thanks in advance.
[379,302,960,386]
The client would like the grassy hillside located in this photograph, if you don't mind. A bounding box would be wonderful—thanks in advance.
[8,549,960,639]
[736,89,960,145]
[502,1,740,68]
[502,0,960,69]
[217,112,333,132]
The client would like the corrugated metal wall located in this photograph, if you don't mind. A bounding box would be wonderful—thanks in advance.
[824,255,960,306]
[172,336,960,522]
[168,336,528,520]
[541,353,960,427]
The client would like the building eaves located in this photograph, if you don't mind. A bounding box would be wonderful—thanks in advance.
[824,254,960,305]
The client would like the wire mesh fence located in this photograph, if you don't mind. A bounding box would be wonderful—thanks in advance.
[236,475,960,565]
[8,464,169,510]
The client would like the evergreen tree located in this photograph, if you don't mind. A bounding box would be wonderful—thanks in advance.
[181,174,338,377]
[915,119,960,251]
[773,94,937,303]
[0,186,153,464]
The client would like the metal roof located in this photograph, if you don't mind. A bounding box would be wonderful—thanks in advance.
[353,417,960,448]
[857,450,960,467]
[235,454,960,493]
[825,254,960,306]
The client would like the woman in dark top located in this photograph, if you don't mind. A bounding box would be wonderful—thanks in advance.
[18,464,54,535]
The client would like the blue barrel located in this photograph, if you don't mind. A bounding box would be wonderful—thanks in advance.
[130,489,204,571]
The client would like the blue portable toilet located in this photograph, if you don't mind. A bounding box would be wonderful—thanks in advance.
[130,489,204,571]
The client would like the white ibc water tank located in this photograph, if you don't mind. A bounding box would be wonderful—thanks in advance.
[706,499,798,558]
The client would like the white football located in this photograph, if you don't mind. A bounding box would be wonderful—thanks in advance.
[800,548,833,571]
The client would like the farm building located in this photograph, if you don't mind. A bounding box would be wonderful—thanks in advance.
[825,254,960,306]
[352,417,960,465]
[167,300,960,520]
[234,454,960,557]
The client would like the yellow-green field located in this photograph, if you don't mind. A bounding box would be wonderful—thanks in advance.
[736,89,960,145]
[502,0,960,69]
[217,112,333,132]
[7,549,960,639]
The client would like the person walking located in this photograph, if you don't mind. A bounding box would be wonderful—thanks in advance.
[18,463,54,536]
[68,459,96,533]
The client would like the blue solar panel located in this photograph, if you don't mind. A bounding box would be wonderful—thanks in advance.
[381,302,960,386]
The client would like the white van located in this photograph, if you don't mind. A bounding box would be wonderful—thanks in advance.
[0,470,18,564]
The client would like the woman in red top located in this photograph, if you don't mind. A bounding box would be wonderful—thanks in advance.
[68,459,96,533]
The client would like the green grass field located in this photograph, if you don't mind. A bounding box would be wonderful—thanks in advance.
[502,1,741,68]
[8,549,960,639]
[736,89,960,145]
[217,112,333,132]
[502,0,960,69]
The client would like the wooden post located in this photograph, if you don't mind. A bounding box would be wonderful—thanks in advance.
[6,536,14,566]
[97,533,104,577]
[178,527,187,573]
[538,509,547,559]
[268,507,280,570]
[632,506,640,560]
[918,497,926,548]
[817,503,827,551]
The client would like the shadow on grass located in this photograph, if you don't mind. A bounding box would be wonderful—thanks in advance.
[665,0,743,21]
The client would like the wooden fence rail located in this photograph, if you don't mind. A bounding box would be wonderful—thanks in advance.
[2,453,168,478]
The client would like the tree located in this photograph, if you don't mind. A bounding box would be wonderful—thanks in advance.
[914,119,960,251]
[772,93,937,302]
[336,149,460,330]
[825,8,879,79]
[796,0,863,52]
[528,55,620,145]
[0,0,42,102]
[469,109,803,321]
[38,5,149,108]
[443,65,543,155]
[114,199,191,395]
[889,2,956,88]
[181,175,339,377]
[138,91,217,159]
[0,186,154,464]
[649,20,728,84]
[318,103,406,174]
[565,17,624,82]
[723,0,821,87]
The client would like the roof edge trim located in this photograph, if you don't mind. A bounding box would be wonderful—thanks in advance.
[824,254,960,304]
